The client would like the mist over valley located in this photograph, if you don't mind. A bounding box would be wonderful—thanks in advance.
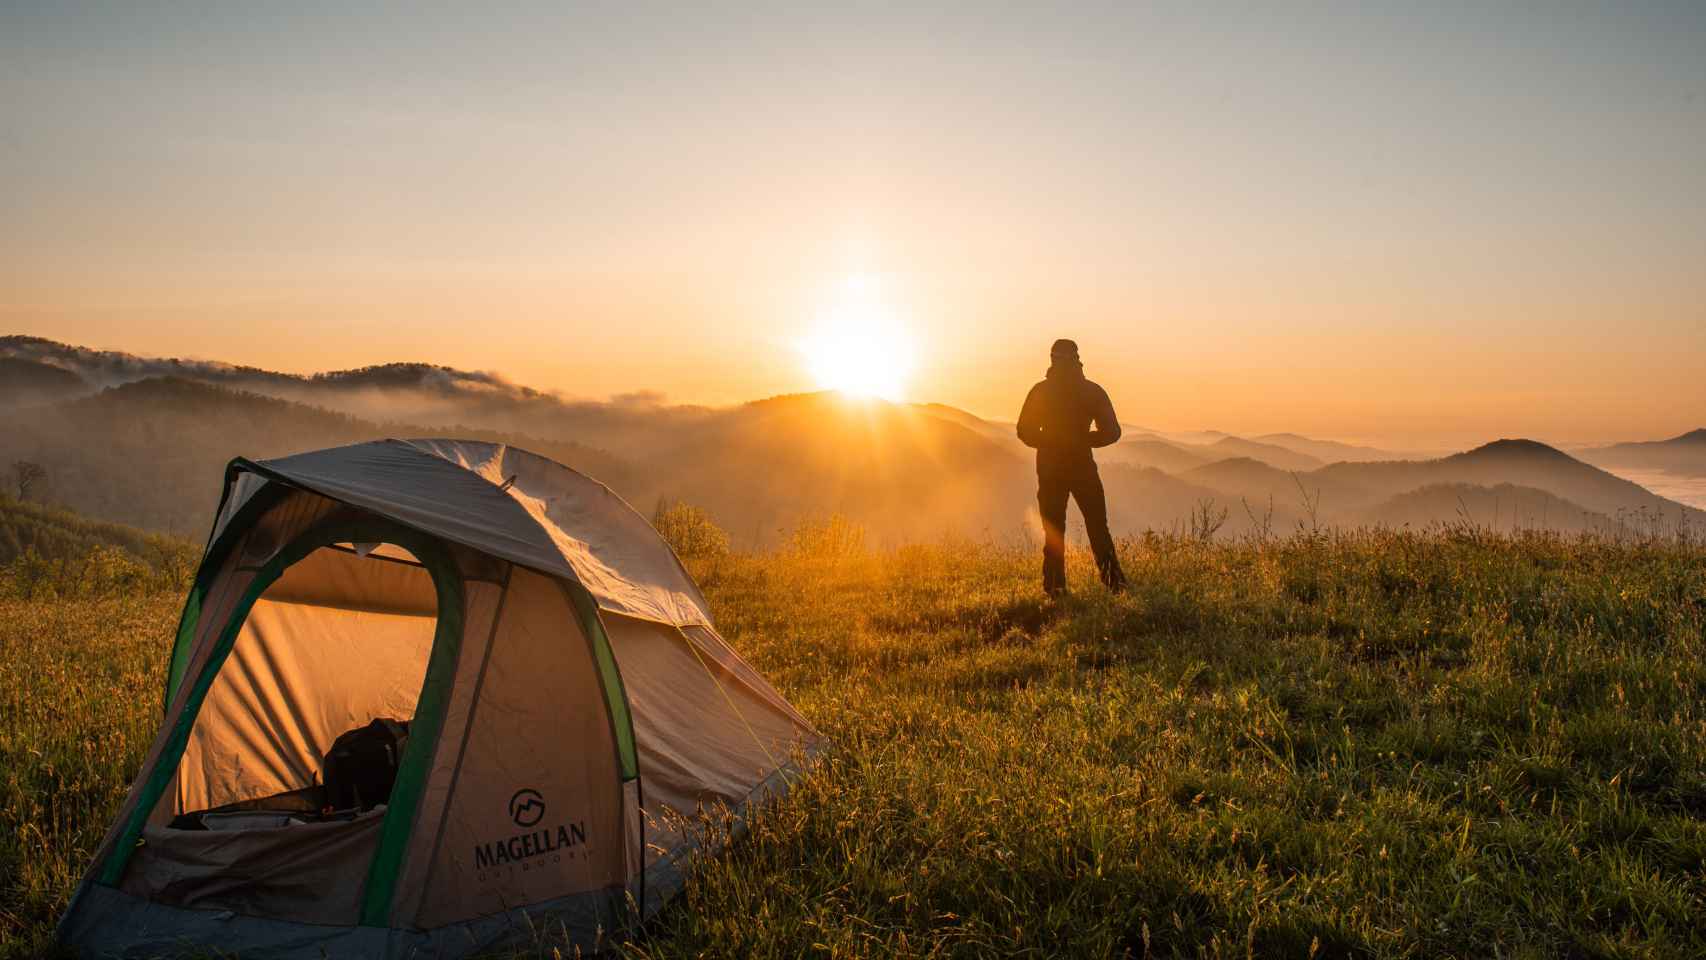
[4,335,1701,548]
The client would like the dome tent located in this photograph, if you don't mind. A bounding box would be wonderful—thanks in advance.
[58,439,821,958]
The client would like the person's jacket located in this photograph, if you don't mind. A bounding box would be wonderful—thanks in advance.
[1016,363,1121,458]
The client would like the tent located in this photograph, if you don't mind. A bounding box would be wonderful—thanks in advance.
[58,439,821,957]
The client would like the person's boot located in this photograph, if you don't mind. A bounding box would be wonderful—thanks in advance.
[1043,556,1066,598]
[1097,554,1127,593]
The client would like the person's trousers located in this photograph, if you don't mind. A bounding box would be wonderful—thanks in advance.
[1037,453,1126,594]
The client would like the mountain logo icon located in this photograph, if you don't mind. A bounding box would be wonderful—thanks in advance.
[509,788,545,827]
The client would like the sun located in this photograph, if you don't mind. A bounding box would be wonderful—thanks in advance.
[800,275,917,401]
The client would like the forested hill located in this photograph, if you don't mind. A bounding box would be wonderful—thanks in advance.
[0,377,636,537]
[0,494,190,568]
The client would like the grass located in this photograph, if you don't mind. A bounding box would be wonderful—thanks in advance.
[0,589,178,954]
[4,528,1705,957]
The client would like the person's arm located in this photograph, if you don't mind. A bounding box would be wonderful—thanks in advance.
[1016,384,1045,448]
[1087,385,1121,448]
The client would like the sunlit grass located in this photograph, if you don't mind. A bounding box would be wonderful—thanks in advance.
[0,591,177,956]
[3,528,1705,958]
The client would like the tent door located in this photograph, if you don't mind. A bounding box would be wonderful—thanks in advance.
[98,516,466,928]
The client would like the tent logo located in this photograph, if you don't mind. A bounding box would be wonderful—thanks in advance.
[509,788,545,827]
[474,792,589,877]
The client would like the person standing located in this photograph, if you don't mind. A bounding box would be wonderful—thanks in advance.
[1016,339,1127,595]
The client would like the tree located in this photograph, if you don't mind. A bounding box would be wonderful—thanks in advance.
[13,461,46,501]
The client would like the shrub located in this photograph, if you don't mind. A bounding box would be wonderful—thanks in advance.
[651,498,731,561]
[0,542,194,600]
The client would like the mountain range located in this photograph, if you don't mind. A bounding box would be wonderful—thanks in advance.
[2,335,1701,544]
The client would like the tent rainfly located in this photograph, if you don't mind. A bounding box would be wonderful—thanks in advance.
[58,439,821,958]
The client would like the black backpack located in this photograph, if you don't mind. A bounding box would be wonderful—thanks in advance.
[322,718,410,812]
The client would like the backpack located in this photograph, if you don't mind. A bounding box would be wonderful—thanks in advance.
[322,717,410,812]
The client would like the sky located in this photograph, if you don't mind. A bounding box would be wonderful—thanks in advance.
[3,2,1703,448]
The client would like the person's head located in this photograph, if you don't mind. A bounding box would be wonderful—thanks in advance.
[1050,338,1081,367]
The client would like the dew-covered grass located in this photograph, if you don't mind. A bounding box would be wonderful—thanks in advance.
[4,529,1704,958]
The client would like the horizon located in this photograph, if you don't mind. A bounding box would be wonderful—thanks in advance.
[4,4,1705,449]
[9,331,1703,456]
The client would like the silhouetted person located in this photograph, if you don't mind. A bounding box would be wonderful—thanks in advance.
[1017,339,1127,596]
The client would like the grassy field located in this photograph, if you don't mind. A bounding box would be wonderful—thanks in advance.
[3,527,1705,957]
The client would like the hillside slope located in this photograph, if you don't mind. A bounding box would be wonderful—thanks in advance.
[1358,482,1609,533]
[0,378,640,535]
[1317,439,1705,524]
[0,336,716,456]
[1577,429,1706,478]
[1203,436,1325,472]
[0,496,191,566]
[909,402,1027,454]
[635,392,1032,544]
[1104,438,1214,474]
[1253,432,1404,463]
[1169,440,1706,533]
[0,357,88,406]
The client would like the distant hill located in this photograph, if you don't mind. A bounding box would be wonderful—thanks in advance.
[0,336,716,457]
[1105,438,1214,474]
[0,335,295,392]
[1105,433,1340,475]
[909,402,1028,454]
[1358,483,1608,533]
[1180,456,1378,526]
[1203,437,1324,472]
[0,337,1418,480]
[1158,429,1233,446]
[0,377,1301,545]
[640,396,1348,542]
[0,356,89,406]
[1315,439,1705,525]
[647,392,1031,544]
[1252,432,1402,464]
[7,337,1703,542]
[0,377,641,536]
[1184,456,1296,490]
[1576,428,1706,479]
[0,378,375,534]
[0,378,1034,547]
[1095,463,1284,535]
[1169,439,1705,532]
[1110,432,1329,474]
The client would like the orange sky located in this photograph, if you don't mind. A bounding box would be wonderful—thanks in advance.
[3,5,1703,448]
